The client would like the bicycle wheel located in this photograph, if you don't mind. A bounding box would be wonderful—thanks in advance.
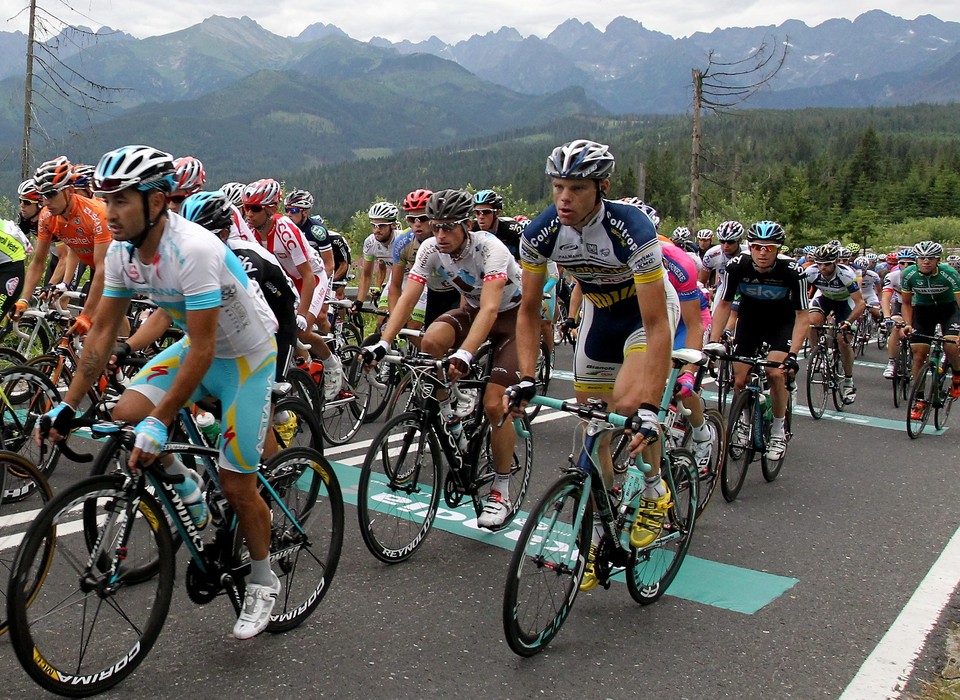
[321,346,369,444]
[830,348,847,412]
[384,368,415,420]
[0,346,27,370]
[715,358,732,412]
[11,316,55,359]
[892,347,905,408]
[935,369,954,431]
[681,408,725,518]
[253,447,344,633]
[760,395,792,482]
[906,364,935,439]
[469,413,533,531]
[627,448,698,605]
[552,298,568,345]
[805,348,829,419]
[722,390,753,502]
[357,412,443,563]
[0,366,62,477]
[273,395,323,451]
[359,333,395,422]
[0,451,53,636]
[502,471,591,657]
[286,365,321,414]
[8,474,174,696]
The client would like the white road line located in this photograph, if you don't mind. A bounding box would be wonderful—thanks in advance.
[839,524,960,699]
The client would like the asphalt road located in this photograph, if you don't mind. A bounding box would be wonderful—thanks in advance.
[1,339,958,699]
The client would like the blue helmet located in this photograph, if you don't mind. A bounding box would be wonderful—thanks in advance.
[180,191,233,232]
[897,247,917,261]
[474,189,503,209]
[93,145,175,195]
[747,220,786,243]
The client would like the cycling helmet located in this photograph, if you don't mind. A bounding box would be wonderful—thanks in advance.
[696,228,714,241]
[717,221,745,242]
[671,226,691,243]
[947,255,960,265]
[93,145,175,194]
[71,164,95,187]
[638,203,659,230]
[367,201,399,221]
[838,247,852,259]
[180,191,233,233]
[474,189,503,210]
[619,196,644,206]
[284,189,314,210]
[34,156,73,194]
[403,188,433,212]
[813,242,841,263]
[545,139,615,180]
[242,178,281,206]
[803,245,816,255]
[747,220,785,243]
[897,247,917,261]
[17,178,41,202]
[913,240,943,258]
[219,182,246,208]
[172,156,206,193]
[426,189,473,221]
[886,252,898,265]
[847,243,861,255]
[865,252,877,262]
[852,256,870,269]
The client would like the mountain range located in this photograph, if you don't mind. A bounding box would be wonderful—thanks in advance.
[0,10,958,187]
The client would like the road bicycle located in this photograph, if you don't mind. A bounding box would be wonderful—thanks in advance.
[7,423,343,697]
[356,350,533,563]
[805,323,851,418]
[501,348,700,656]
[906,329,957,439]
[852,312,878,357]
[710,334,735,412]
[718,345,794,502]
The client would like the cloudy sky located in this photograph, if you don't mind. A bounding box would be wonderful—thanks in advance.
[5,1,959,42]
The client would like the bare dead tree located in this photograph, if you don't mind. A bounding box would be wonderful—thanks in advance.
[689,37,788,228]
[14,0,126,180]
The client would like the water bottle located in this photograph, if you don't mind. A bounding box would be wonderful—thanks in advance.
[196,411,221,447]
[759,391,774,421]
[619,460,646,549]
[439,397,468,452]
[174,469,208,529]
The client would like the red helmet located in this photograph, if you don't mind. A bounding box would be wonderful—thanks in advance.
[242,179,281,207]
[403,188,433,212]
[886,252,897,265]
[172,156,206,194]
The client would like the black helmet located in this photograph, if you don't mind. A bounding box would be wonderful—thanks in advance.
[426,189,473,221]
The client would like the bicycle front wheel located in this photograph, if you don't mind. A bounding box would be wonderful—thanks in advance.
[907,365,935,439]
[321,346,369,444]
[0,365,62,477]
[681,407,725,518]
[830,349,847,412]
[502,471,592,657]
[356,412,443,563]
[258,447,344,633]
[722,391,754,502]
[805,348,829,419]
[8,474,174,697]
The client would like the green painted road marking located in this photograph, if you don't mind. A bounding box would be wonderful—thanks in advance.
[333,458,798,614]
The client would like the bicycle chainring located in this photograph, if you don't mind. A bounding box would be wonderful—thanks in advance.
[185,558,221,605]
[443,471,465,508]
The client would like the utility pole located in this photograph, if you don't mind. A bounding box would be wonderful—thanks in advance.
[689,68,703,230]
[21,0,37,181]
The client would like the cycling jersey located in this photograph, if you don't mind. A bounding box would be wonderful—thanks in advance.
[804,263,859,301]
[327,232,352,277]
[662,241,700,350]
[720,253,809,311]
[702,243,746,287]
[103,212,279,358]
[229,206,259,244]
[858,269,881,304]
[520,200,663,308]
[392,229,420,269]
[882,267,904,304]
[37,193,110,267]
[0,219,28,264]
[297,215,332,255]
[264,214,322,282]
[901,264,960,306]
[474,218,525,261]
[409,231,521,312]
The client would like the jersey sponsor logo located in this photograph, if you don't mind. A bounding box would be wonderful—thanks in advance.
[126,264,142,283]
[6,276,19,295]
[559,243,578,252]
[739,283,789,300]
[147,365,170,382]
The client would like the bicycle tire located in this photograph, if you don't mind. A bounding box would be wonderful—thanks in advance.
[0,346,27,370]
[830,348,847,412]
[0,365,62,477]
[722,390,753,502]
[384,368,415,420]
[356,412,443,563]
[321,345,369,444]
[359,332,395,422]
[273,395,323,451]
[255,447,344,633]
[716,357,732,413]
[681,407,725,518]
[805,348,829,419]
[286,365,321,414]
[935,368,954,431]
[469,413,533,531]
[0,451,53,636]
[892,346,904,408]
[626,447,698,604]
[502,471,592,657]
[8,474,174,697]
[760,393,792,482]
[906,364,935,439]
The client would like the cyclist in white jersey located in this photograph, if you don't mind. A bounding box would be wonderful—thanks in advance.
[354,201,399,316]
[39,146,281,640]
[700,220,746,310]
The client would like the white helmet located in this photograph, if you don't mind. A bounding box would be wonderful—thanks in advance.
[368,201,398,220]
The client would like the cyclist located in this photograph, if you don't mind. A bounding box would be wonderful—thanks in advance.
[804,241,866,403]
[167,156,206,214]
[387,189,434,332]
[505,139,677,589]
[948,255,960,273]
[284,189,335,331]
[0,218,28,322]
[16,179,42,241]
[70,164,96,199]
[695,227,714,259]
[709,221,809,460]
[472,189,525,261]
[700,220,746,304]
[220,181,246,210]
[881,248,916,378]
[900,240,960,413]
[14,156,112,336]
[39,145,282,640]
[353,201,399,318]
[364,189,524,529]
[852,255,884,325]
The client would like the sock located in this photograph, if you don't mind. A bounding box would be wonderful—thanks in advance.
[691,420,710,442]
[249,557,275,587]
[492,474,510,502]
[642,474,666,499]
[772,416,785,437]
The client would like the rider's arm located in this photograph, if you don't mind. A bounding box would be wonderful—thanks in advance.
[294,260,315,319]
[387,261,405,316]
[901,291,914,327]
[709,300,732,343]
[378,276,425,345]
[789,309,810,355]
[62,295,131,406]
[16,237,52,308]
[356,257,374,304]
[846,289,866,324]
[516,268,546,379]
[79,240,111,319]
[125,308,173,351]
[567,280,583,322]
[319,248,334,280]
[880,288,894,318]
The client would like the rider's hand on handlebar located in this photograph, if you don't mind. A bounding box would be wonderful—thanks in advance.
[782,352,800,375]
[447,348,473,381]
[361,339,389,366]
[130,417,168,468]
[69,313,92,337]
[503,376,537,418]
[36,402,76,445]
[625,407,661,457]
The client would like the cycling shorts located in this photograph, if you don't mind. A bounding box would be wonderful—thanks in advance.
[127,337,276,474]
[424,288,460,327]
[432,305,519,388]
[912,302,960,340]
[733,314,793,356]
[810,294,854,323]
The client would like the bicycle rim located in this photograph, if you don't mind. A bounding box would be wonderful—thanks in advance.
[906,365,934,439]
[469,415,533,530]
[9,475,174,697]
[357,413,442,563]
[721,391,753,502]
[502,472,591,657]
[627,448,698,604]
[273,396,323,451]
[682,408,726,518]
[321,346,368,444]
[0,366,62,477]
[805,349,828,419]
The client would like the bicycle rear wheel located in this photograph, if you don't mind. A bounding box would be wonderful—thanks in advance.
[627,448,698,604]
[258,447,344,633]
[469,413,533,531]
[906,365,935,439]
[321,346,369,444]
[722,391,754,502]
[681,407,725,518]
[502,471,591,657]
[0,365,62,477]
[0,452,53,636]
[8,474,174,697]
[273,395,323,451]
[805,348,829,419]
[0,346,27,370]
[356,412,442,563]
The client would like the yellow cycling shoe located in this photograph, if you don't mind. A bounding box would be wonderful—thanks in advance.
[580,543,599,591]
[630,485,672,549]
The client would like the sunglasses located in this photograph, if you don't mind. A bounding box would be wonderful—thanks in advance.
[431,219,467,232]
[243,204,265,213]
[371,222,394,230]
[917,256,939,262]
[286,207,303,215]
[473,208,497,216]
[899,260,915,265]
[166,194,188,204]
[19,198,38,206]
[405,214,429,223]
[749,243,778,253]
